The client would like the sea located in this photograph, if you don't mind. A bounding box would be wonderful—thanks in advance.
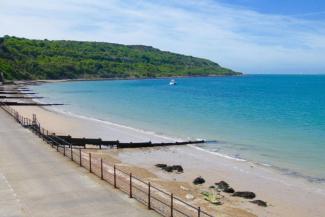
[31,75,325,182]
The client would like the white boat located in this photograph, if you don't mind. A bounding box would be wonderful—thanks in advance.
[169,79,176,85]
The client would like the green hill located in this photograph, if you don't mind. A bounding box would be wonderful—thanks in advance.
[0,36,240,80]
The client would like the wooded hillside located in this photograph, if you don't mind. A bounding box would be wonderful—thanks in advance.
[0,36,240,80]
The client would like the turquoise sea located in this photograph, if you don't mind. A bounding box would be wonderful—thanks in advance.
[32,75,325,182]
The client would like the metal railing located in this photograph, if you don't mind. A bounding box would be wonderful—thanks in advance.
[0,103,215,217]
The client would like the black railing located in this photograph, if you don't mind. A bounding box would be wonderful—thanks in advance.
[0,103,215,217]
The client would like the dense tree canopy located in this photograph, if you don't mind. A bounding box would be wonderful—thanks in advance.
[0,36,240,80]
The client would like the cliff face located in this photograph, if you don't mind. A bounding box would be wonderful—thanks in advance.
[0,36,241,80]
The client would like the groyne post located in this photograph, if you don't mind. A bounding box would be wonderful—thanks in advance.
[100,158,103,180]
[32,114,36,125]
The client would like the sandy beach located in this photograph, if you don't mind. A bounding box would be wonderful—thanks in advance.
[9,103,325,217]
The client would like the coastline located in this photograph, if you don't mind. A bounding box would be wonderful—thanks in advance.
[9,101,325,217]
[10,73,244,86]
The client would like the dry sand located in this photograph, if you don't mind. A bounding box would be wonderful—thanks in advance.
[9,104,325,217]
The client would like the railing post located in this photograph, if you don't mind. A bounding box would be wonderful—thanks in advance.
[71,147,73,161]
[56,144,59,152]
[171,193,174,217]
[148,182,151,210]
[46,130,50,145]
[114,165,117,188]
[79,149,82,166]
[100,158,103,180]
[63,145,66,156]
[32,114,36,125]
[89,153,92,173]
[129,173,132,198]
[198,207,201,217]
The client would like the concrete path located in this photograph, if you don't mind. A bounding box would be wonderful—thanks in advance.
[0,110,159,217]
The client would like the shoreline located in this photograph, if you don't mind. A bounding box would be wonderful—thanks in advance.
[29,94,325,185]
[8,104,325,217]
[39,105,184,142]
[9,73,244,86]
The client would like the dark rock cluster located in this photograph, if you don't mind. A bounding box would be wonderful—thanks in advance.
[214,180,267,206]
[250,200,268,207]
[193,176,205,185]
[215,181,235,193]
[155,164,184,173]
[232,191,256,199]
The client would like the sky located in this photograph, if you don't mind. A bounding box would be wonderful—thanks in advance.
[1,0,325,74]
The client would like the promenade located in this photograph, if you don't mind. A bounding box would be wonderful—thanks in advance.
[0,109,158,217]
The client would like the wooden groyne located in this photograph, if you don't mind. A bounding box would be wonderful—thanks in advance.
[0,96,44,99]
[0,87,30,90]
[0,87,59,106]
[0,101,205,149]
[0,102,63,106]
[0,91,36,94]
[49,135,204,149]
[0,87,28,90]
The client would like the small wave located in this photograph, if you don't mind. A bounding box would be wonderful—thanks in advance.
[272,166,325,184]
[35,103,183,142]
[258,162,272,167]
[189,145,247,162]
[190,144,325,184]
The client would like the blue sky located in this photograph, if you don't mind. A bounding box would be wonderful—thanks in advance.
[1,0,325,74]
[219,0,325,17]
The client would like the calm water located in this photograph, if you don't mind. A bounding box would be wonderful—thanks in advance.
[32,75,325,181]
